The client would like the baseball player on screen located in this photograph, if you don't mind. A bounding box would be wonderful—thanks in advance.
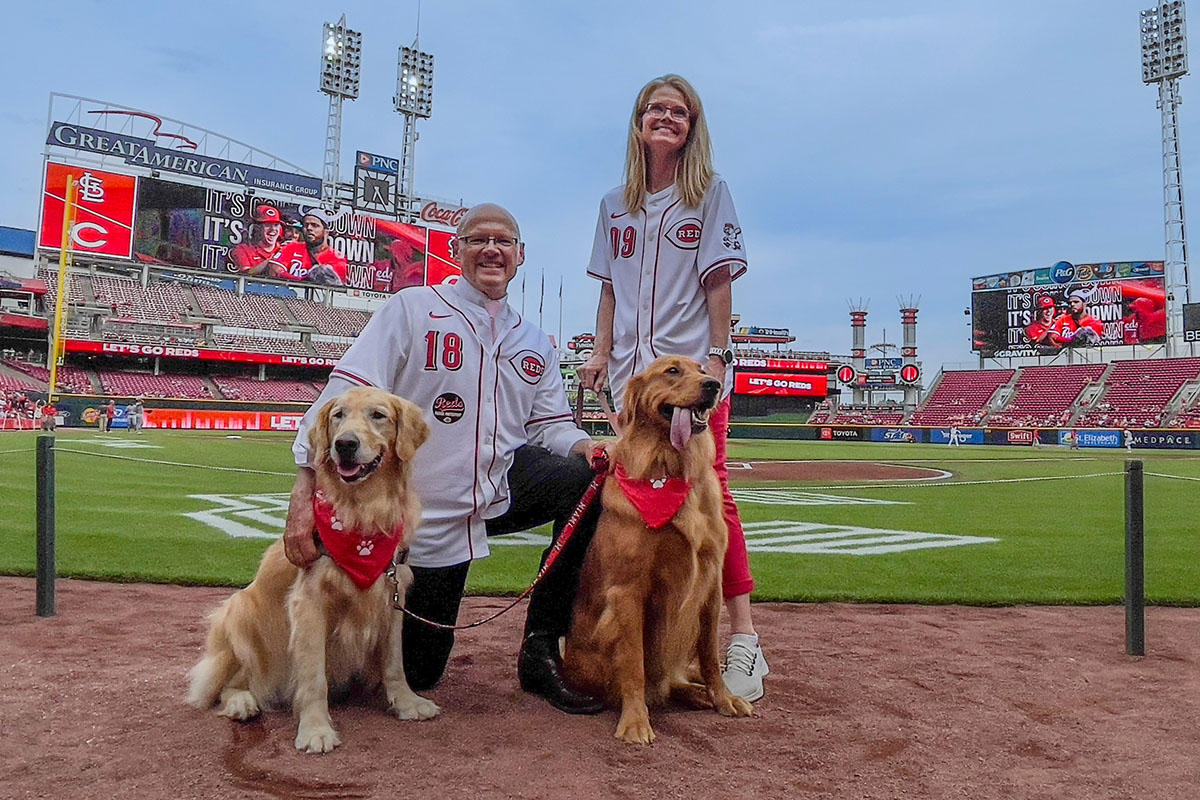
[268,209,349,286]
[1024,295,1063,349]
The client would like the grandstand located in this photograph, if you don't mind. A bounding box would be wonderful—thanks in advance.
[96,370,212,399]
[986,364,1108,428]
[909,369,1014,426]
[211,376,320,403]
[1077,359,1200,428]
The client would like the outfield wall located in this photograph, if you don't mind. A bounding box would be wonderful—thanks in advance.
[728,422,1200,451]
[27,395,1200,450]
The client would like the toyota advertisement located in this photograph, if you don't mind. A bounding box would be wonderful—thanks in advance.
[971,261,1167,356]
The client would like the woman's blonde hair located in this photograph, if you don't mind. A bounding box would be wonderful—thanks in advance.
[623,74,714,212]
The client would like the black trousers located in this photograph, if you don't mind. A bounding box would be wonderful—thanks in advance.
[401,444,601,691]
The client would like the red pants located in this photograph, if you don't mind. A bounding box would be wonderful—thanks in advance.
[711,397,754,599]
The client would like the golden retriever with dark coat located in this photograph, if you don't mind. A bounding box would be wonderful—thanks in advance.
[187,386,438,753]
[564,356,754,744]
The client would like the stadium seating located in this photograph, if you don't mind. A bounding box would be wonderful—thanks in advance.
[209,333,311,356]
[815,404,905,425]
[211,376,320,403]
[4,360,93,394]
[192,286,294,331]
[0,372,38,391]
[286,300,372,337]
[987,364,1108,428]
[91,274,191,323]
[311,339,352,358]
[909,369,1015,426]
[1078,358,1200,429]
[96,370,213,399]
[35,266,90,308]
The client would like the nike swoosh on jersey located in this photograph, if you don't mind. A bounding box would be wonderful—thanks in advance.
[429,312,452,319]
[610,211,628,219]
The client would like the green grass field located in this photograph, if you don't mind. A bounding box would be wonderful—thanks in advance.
[2,429,1198,606]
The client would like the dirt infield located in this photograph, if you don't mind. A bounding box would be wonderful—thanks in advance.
[3,577,1198,799]
[734,460,948,483]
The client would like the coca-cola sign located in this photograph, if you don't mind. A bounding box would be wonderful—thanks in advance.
[420,200,468,229]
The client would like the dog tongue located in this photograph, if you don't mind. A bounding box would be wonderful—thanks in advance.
[670,406,692,451]
[337,462,361,478]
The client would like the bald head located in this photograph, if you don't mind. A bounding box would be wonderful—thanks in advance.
[456,203,521,240]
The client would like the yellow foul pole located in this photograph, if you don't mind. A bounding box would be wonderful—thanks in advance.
[48,174,76,402]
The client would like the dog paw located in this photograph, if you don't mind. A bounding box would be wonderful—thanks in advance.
[295,724,341,754]
[217,690,260,720]
[716,694,754,718]
[391,694,441,721]
[615,711,655,745]
[668,682,714,709]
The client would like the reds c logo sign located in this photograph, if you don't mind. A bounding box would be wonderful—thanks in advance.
[667,218,702,250]
[509,350,546,385]
[521,356,545,378]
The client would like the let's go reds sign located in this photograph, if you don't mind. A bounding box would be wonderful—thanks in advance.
[39,162,137,259]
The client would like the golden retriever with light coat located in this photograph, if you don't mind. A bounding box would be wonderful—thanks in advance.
[187,386,438,753]
[564,355,754,744]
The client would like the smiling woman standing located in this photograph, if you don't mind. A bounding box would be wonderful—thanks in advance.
[577,74,769,701]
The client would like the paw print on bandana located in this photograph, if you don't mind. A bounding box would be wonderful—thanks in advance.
[650,477,667,490]
[329,515,344,531]
[356,539,375,557]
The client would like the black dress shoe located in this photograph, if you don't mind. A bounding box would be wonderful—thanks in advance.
[517,634,605,715]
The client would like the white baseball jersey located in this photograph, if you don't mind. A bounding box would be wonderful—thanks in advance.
[293,278,588,568]
[586,176,748,410]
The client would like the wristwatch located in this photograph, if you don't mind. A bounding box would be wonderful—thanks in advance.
[707,346,734,365]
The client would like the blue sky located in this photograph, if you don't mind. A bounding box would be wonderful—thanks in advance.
[0,1,1191,373]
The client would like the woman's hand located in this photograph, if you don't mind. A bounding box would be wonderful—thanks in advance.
[577,353,610,393]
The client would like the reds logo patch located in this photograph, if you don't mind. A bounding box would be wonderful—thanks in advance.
[666,217,702,250]
[509,350,546,385]
[432,393,465,424]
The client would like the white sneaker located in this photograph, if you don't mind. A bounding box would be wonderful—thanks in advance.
[722,633,768,702]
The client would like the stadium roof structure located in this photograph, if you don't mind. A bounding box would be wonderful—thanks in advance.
[0,227,35,258]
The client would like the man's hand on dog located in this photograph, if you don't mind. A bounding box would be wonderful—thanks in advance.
[284,467,321,567]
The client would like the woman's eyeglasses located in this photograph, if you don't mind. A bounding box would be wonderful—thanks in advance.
[643,102,690,123]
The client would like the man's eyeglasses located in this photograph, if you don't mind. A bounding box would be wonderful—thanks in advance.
[457,235,520,250]
[643,102,691,123]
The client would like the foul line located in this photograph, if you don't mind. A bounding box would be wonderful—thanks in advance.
[0,447,33,456]
[767,471,1124,492]
[55,447,295,476]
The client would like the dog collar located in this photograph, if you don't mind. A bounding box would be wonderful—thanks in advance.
[613,463,692,530]
[312,490,403,590]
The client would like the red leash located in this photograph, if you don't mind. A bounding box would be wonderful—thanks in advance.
[390,446,610,631]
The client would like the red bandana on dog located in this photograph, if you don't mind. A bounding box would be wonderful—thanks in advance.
[312,490,403,590]
[613,463,692,530]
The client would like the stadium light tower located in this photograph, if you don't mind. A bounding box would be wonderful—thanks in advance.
[1141,2,1191,356]
[319,15,362,210]
[394,41,434,222]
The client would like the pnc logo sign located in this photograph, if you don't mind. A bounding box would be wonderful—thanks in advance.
[357,151,399,174]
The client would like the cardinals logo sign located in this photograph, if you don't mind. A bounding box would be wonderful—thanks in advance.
[39,162,137,258]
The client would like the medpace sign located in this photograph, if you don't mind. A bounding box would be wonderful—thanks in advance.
[47,122,322,199]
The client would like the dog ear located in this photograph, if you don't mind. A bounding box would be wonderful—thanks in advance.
[393,396,430,462]
[618,372,644,432]
[309,397,335,466]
